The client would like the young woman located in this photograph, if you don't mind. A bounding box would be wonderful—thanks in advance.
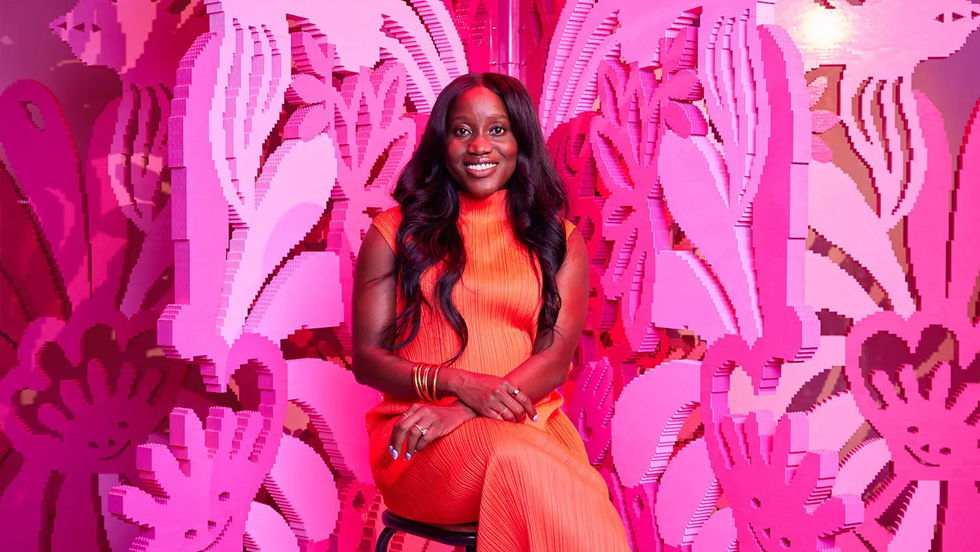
[352,72,631,551]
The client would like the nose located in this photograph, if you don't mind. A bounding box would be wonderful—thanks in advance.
[468,134,491,155]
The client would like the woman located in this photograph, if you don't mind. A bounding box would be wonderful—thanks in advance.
[352,72,631,551]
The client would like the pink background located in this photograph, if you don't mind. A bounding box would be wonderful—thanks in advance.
[1,1,978,551]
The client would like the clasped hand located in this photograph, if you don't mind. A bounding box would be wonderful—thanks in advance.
[453,372,537,423]
[390,373,538,460]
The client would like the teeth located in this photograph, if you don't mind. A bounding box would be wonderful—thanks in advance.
[465,163,497,171]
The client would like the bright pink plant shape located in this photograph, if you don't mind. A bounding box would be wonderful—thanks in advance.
[0,73,185,551]
[450,0,498,73]
[0,309,186,551]
[839,99,980,550]
[108,334,287,551]
[160,10,337,389]
[709,411,863,551]
[590,36,705,354]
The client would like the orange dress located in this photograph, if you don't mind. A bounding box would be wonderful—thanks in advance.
[366,189,630,552]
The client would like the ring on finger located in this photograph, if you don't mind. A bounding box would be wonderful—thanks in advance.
[414,424,427,436]
[511,388,521,396]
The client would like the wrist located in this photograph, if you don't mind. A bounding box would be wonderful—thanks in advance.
[452,400,477,417]
[438,367,464,398]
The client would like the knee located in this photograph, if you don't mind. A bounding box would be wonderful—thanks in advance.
[485,434,554,472]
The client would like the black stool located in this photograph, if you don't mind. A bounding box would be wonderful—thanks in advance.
[376,510,477,552]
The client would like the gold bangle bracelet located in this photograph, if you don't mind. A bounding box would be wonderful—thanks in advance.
[431,366,440,402]
[419,363,432,402]
[413,363,425,401]
[423,364,435,402]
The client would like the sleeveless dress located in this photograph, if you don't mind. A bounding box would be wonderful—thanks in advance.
[366,189,631,552]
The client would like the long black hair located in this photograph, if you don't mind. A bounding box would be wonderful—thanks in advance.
[386,73,568,363]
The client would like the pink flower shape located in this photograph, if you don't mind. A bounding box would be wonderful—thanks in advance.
[109,401,284,551]
[655,28,708,138]
[870,361,979,479]
[807,77,841,163]
[0,309,186,551]
[709,412,863,551]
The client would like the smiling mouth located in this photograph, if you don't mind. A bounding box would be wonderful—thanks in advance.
[199,517,233,552]
[98,440,132,461]
[464,162,498,175]
[904,446,941,467]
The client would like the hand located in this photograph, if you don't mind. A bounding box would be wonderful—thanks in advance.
[450,372,538,423]
[389,402,477,460]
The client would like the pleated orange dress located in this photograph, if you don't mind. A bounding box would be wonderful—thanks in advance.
[366,189,631,552]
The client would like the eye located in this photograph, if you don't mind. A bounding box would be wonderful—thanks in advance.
[489,125,507,137]
[453,127,471,137]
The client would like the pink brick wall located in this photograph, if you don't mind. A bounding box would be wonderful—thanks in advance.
[1,1,978,550]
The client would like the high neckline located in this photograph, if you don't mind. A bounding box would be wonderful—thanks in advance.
[457,188,509,220]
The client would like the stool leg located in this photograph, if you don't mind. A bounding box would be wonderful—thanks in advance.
[375,527,397,552]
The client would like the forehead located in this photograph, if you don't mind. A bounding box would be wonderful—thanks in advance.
[449,86,508,120]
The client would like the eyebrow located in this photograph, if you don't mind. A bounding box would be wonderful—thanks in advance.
[451,114,509,122]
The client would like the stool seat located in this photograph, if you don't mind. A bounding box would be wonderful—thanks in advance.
[376,510,478,551]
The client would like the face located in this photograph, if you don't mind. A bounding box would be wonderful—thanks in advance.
[446,86,518,200]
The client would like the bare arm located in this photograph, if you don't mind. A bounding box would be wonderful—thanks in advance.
[351,225,444,397]
[499,227,589,402]
[350,225,531,417]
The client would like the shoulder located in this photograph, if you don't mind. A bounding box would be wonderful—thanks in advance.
[561,218,576,240]
[370,205,403,252]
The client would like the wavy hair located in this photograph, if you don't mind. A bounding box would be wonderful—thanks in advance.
[386,73,568,363]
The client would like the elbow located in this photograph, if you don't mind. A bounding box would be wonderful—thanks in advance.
[350,350,372,386]
[550,364,568,389]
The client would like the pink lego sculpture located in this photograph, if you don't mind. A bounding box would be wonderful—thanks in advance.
[2,0,978,550]
[838,99,980,552]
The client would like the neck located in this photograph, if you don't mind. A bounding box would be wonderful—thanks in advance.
[457,188,509,220]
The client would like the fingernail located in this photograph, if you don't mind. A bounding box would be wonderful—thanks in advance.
[390,447,398,460]
[533,415,539,423]
[405,452,412,460]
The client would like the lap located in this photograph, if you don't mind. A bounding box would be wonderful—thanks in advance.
[372,412,599,524]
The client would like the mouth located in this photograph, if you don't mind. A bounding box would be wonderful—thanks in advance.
[199,517,233,552]
[98,440,132,461]
[463,162,499,177]
[904,446,941,467]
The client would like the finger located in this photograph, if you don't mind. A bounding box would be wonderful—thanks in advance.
[950,383,980,420]
[234,411,264,458]
[404,414,433,459]
[870,370,901,407]
[414,420,440,453]
[87,359,110,403]
[897,364,920,403]
[37,403,70,432]
[135,366,162,402]
[511,389,538,422]
[60,380,90,414]
[402,403,422,418]
[490,399,517,422]
[927,361,951,402]
[390,410,424,459]
[496,394,525,422]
